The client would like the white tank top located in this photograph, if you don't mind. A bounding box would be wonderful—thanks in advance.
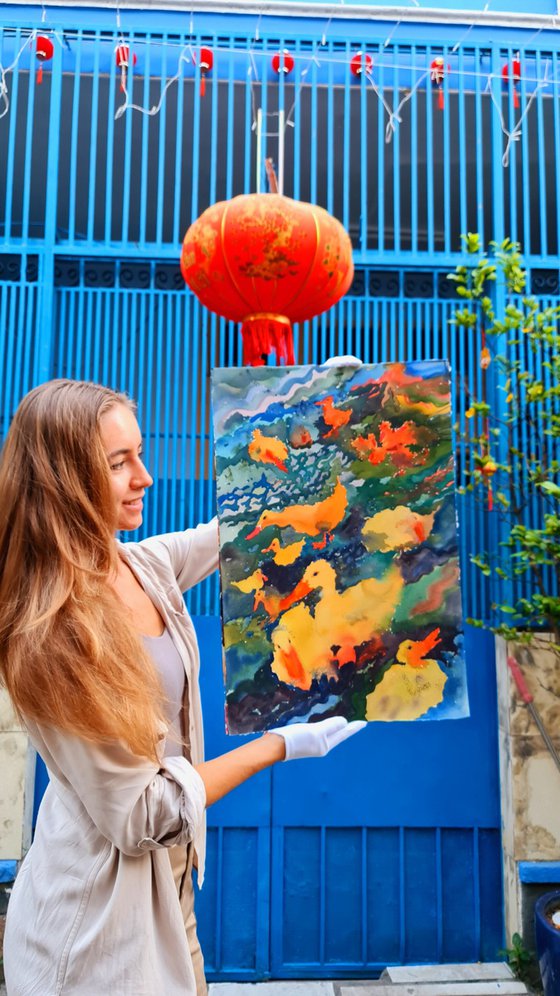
[143,628,189,759]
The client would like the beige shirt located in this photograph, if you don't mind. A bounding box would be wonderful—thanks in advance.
[3,520,219,996]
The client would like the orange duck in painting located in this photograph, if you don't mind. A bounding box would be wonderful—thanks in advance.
[248,429,289,472]
[315,396,352,438]
[245,477,348,545]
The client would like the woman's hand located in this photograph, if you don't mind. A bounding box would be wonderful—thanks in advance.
[269,716,367,761]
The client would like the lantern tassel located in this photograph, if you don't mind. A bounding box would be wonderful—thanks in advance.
[37,65,43,85]
[438,87,444,111]
[513,86,519,109]
[241,314,294,367]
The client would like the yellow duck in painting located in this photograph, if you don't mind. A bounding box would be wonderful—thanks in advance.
[362,505,436,553]
[365,628,446,721]
[261,537,306,566]
[270,559,404,690]
[231,568,268,595]
[245,477,348,545]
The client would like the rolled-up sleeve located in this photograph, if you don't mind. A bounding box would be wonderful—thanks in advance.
[139,519,219,592]
[35,726,207,858]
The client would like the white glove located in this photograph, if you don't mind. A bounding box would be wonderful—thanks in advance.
[269,716,367,761]
[322,355,362,367]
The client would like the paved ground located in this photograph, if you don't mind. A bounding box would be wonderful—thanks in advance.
[209,985,375,995]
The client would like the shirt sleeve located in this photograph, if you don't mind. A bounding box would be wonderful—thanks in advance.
[32,724,207,858]
[139,518,219,592]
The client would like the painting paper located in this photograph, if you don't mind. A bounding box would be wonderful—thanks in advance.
[212,361,467,734]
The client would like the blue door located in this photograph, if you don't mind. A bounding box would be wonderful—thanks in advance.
[196,617,502,981]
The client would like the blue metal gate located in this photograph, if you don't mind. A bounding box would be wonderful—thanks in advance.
[4,0,560,978]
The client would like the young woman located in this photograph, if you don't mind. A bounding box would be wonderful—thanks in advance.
[0,379,364,996]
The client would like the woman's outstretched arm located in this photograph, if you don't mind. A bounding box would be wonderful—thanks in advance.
[196,717,366,807]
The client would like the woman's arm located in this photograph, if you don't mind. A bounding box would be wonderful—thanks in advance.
[197,717,366,807]
[196,733,285,807]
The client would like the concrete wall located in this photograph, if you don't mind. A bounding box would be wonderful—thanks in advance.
[0,689,34,864]
[496,637,560,945]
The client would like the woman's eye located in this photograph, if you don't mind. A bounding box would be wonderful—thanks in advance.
[110,460,126,471]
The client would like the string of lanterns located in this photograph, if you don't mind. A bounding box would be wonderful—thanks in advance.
[0,24,546,162]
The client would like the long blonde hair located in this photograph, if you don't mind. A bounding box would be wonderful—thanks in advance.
[0,379,165,763]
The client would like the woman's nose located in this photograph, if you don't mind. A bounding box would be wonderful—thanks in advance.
[133,459,153,488]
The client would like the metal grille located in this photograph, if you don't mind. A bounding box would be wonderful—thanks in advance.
[0,13,559,621]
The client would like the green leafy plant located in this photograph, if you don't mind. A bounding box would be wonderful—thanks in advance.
[449,234,560,649]
[499,932,542,991]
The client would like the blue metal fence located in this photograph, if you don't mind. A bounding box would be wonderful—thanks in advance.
[1,9,559,620]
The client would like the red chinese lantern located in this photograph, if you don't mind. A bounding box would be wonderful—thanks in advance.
[272,50,295,75]
[502,58,521,109]
[350,51,373,77]
[430,56,446,111]
[181,194,354,366]
[115,43,137,92]
[194,47,213,97]
[35,35,54,85]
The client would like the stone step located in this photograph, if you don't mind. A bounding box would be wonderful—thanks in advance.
[381,963,515,983]
[340,984,528,996]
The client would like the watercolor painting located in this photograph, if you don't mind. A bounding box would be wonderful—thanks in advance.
[212,361,467,735]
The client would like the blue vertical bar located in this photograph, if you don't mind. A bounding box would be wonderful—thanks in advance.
[410,45,418,254]
[425,48,435,255]
[4,28,21,243]
[21,34,37,246]
[457,48,467,242]
[359,50,368,251]
[399,827,406,963]
[292,47,301,201]
[139,38,151,247]
[224,49,235,201]
[377,48,384,252]
[191,36,202,221]
[87,33,101,245]
[535,50,547,257]
[104,31,118,244]
[326,48,334,215]
[310,49,318,204]
[553,52,560,254]
[34,37,63,385]
[68,30,83,246]
[342,41,351,234]
[172,35,186,246]
[474,47,484,242]
[507,47,518,244]
[519,50,531,254]
[392,48,400,253]
[156,37,169,247]
[442,45,450,253]
[120,31,135,245]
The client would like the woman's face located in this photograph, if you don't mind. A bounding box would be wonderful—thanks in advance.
[99,403,153,531]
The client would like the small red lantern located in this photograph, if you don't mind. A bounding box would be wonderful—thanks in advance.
[502,57,521,109]
[35,35,54,86]
[272,50,295,75]
[350,51,373,77]
[194,47,213,97]
[181,194,354,366]
[430,56,446,111]
[115,43,137,93]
